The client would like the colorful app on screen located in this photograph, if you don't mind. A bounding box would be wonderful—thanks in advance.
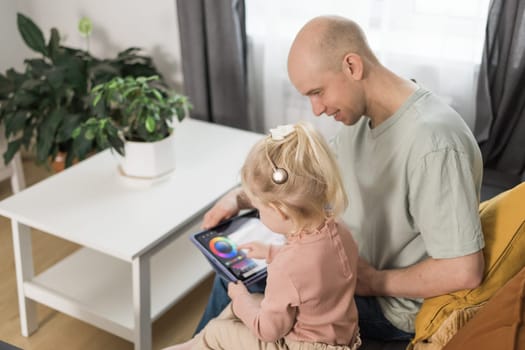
[208,236,238,259]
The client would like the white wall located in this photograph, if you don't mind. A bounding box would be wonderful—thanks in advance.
[1,0,183,89]
[0,1,33,72]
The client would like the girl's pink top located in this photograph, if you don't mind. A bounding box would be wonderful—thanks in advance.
[232,218,359,346]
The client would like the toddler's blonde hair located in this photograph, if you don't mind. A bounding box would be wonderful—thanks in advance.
[241,121,347,233]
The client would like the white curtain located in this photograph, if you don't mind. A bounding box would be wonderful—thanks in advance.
[246,0,491,140]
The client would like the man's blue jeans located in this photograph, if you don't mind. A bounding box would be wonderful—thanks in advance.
[194,275,414,341]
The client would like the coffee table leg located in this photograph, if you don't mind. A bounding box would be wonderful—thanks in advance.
[11,221,38,336]
[132,254,151,350]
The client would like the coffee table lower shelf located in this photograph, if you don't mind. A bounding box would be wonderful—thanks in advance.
[22,227,213,341]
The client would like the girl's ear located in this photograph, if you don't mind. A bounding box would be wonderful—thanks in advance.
[342,53,364,80]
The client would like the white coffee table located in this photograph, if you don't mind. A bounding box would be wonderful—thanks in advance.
[0,119,263,350]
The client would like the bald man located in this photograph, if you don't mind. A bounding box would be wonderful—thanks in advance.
[194,16,485,343]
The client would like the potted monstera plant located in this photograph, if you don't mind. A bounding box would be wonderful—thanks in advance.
[72,75,191,178]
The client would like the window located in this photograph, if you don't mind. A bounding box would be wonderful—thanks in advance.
[246,0,491,138]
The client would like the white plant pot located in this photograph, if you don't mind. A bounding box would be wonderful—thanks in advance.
[119,133,176,178]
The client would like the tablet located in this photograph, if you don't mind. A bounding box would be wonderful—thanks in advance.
[190,210,285,285]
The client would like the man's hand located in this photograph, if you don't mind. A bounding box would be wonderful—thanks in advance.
[356,257,380,296]
[238,241,270,259]
[202,187,247,229]
[228,281,249,300]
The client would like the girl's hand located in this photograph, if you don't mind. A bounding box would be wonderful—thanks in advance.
[228,281,249,300]
[238,241,270,259]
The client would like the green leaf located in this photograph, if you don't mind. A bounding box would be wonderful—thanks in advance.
[65,149,77,167]
[21,125,35,147]
[72,127,82,139]
[56,113,84,142]
[152,89,163,102]
[35,108,65,162]
[84,128,96,140]
[175,106,186,122]
[126,98,141,115]
[144,75,159,82]
[20,79,41,90]
[0,73,14,97]
[17,13,48,56]
[72,133,94,160]
[93,93,102,107]
[45,67,66,89]
[5,111,27,136]
[145,116,156,132]
[13,90,37,107]
[5,68,26,88]
[91,96,107,116]
[108,134,125,156]
[88,62,119,83]
[53,51,86,90]
[3,139,23,165]
[95,132,108,149]
[122,86,138,98]
[117,47,141,58]
[47,28,60,61]
[92,83,104,93]
[24,58,51,76]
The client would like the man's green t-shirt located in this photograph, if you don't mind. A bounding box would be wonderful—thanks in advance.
[332,87,484,332]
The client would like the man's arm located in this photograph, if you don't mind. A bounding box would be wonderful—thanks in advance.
[356,250,484,298]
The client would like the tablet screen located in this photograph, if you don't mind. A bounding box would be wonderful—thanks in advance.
[193,213,284,282]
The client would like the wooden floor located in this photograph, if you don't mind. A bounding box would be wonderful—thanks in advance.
[0,158,214,350]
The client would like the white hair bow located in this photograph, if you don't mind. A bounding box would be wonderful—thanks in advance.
[269,124,295,141]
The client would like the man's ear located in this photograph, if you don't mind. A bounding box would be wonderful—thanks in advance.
[342,53,364,80]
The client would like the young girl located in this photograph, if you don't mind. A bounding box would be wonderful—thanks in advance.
[165,122,361,350]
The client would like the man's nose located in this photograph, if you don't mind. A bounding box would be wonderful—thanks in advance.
[309,96,326,116]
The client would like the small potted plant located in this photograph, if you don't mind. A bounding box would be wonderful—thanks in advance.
[72,75,191,178]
